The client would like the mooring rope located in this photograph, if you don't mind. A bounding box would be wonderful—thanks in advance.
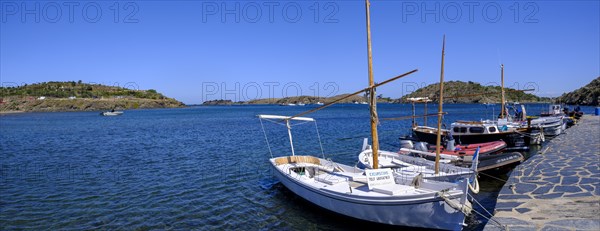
[436,188,508,230]
[468,193,508,230]
[478,171,509,184]
[468,176,480,194]
[436,189,472,215]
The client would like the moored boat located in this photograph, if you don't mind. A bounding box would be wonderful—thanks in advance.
[100,110,123,116]
[401,139,506,160]
[412,121,528,149]
[395,139,522,172]
[261,114,474,230]
[270,154,471,230]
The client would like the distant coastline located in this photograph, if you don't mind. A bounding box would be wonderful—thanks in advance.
[202,81,555,106]
[0,81,185,113]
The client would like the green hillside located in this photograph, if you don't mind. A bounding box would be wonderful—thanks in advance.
[1,81,167,99]
[399,81,551,103]
[555,77,600,106]
[0,81,185,112]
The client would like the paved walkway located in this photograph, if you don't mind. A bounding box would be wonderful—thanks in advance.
[484,115,600,231]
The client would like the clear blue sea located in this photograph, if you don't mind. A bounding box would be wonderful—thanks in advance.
[1,104,596,230]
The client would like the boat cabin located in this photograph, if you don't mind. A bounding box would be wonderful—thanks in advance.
[451,121,501,135]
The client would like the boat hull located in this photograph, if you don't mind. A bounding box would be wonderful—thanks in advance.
[413,150,524,172]
[475,152,524,172]
[270,163,467,230]
[413,129,526,148]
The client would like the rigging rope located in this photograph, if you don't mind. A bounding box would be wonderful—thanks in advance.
[259,118,274,158]
[314,121,326,159]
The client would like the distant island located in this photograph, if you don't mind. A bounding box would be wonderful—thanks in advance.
[0,81,185,113]
[202,81,552,105]
[399,81,553,104]
[555,77,599,106]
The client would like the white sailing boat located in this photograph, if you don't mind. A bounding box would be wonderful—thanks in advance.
[258,2,474,229]
[260,115,473,230]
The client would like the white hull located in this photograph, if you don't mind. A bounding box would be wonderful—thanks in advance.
[270,156,468,230]
[358,149,474,183]
[529,116,565,137]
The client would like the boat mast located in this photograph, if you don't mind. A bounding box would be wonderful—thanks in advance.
[365,0,379,169]
[434,35,446,174]
[500,64,505,119]
[286,120,296,156]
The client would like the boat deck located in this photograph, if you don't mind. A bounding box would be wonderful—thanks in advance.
[277,162,438,197]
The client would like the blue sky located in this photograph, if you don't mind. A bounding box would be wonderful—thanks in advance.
[1,0,598,104]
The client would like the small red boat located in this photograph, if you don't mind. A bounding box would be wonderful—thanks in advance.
[400,140,507,158]
[429,140,507,156]
[399,139,521,172]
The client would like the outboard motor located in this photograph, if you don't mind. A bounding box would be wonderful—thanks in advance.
[413,142,428,152]
[445,131,456,151]
[446,138,456,151]
[399,140,414,149]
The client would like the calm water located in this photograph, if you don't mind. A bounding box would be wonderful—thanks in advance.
[1,104,596,230]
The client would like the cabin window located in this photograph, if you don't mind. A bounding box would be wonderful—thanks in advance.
[453,127,467,133]
[488,127,497,132]
[469,127,485,133]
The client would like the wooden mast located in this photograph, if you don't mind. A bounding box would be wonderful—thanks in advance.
[500,64,505,119]
[434,35,446,174]
[365,0,379,169]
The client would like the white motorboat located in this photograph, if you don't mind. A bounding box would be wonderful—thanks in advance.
[526,116,565,137]
[100,111,123,116]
